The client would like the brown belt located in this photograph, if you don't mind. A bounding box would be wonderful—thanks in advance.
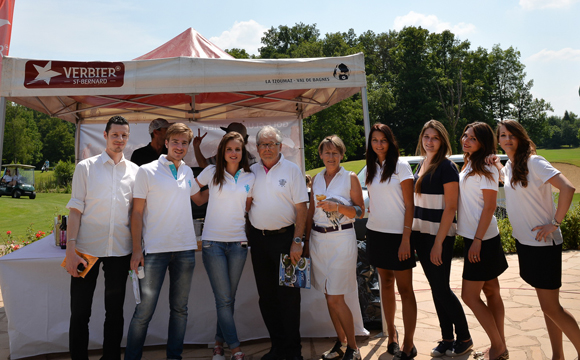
[312,223,353,233]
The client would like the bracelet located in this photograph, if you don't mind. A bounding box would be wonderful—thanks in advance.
[68,239,77,242]
[336,203,339,212]
[353,205,363,218]
[404,226,411,230]
[474,236,483,241]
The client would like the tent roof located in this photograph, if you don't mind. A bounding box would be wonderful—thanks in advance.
[133,28,234,60]
[0,28,366,124]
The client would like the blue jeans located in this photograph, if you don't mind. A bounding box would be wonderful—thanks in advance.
[202,240,248,349]
[124,250,196,360]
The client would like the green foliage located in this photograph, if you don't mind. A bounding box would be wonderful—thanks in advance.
[497,217,517,253]
[54,160,75,187]
[35,115,76,166]
[561,203,580,250]
[226,48,252,59]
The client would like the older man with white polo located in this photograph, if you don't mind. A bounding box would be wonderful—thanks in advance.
[248,125,308,360]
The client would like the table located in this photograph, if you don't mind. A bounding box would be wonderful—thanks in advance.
[0,235,368,359]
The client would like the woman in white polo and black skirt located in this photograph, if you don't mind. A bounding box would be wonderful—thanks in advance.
[365,123,417,360]
[489,120,580,360]
[457,122,508,360]
[305,135,365,360]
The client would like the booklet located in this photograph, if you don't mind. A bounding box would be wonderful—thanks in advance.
[279,253,311,289]
[60,250,99,278]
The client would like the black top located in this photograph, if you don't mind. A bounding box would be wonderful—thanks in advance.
[413,158,459,230]
[130,143,167,167]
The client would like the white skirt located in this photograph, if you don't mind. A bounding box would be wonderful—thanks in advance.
[310,226,357,295]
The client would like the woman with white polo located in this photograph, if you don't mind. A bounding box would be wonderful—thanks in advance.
[365,123,417,360]
[489,120,580,360]
[192,131,255,360]
[457,122,508,360]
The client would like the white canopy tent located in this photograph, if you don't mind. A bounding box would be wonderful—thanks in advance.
[0,28,370,170]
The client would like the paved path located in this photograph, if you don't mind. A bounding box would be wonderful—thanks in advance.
[1,251,579,360]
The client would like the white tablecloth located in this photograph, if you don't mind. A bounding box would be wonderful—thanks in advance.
[0,235,368,359]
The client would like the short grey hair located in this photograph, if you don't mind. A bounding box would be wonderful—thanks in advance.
[256,125,283,144]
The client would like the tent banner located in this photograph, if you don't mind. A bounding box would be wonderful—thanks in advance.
[79,118,303,168]
[2,53,366,97]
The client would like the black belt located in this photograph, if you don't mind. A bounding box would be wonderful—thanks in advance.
[258,224,294,236]
[312,223,353,233]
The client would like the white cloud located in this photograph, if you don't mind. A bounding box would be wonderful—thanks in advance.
[393,11,476,36]
[209,20,267,56]
[528,48,580,62]
[519,0,580,10]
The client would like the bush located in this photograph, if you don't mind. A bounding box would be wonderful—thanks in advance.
[54,160,75,186]
[497,217,517,253]
[561,203,580,250]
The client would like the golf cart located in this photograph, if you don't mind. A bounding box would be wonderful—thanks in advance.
[0,164,36,199]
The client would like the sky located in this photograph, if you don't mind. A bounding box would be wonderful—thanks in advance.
[9,0,580,117]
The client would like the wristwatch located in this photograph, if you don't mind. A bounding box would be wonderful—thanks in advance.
[551,218,561,227]
[293,237,302,245]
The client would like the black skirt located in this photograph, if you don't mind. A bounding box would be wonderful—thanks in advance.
[366,229,416,271]
[516,239,562,290]
[462,234,508,281]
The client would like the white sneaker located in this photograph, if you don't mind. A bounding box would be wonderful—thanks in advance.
[213,345,226,360]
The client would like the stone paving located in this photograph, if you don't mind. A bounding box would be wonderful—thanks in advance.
[1,251,579,360]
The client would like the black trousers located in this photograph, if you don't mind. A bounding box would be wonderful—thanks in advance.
[412,232,471,342]
[69,254,131,360]
[250,225,302,358]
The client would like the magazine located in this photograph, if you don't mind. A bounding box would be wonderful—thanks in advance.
[279,253,311,289]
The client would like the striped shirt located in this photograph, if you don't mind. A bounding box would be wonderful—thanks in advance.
[412,158,458,236]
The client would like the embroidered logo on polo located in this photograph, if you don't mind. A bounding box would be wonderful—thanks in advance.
[188,180,192,188]
[279,179,287,187]
[245,184,250,193]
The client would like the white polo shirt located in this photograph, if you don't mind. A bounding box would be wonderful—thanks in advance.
[196,165,255,242]
[249,154,309,230]
[67,151,139,257]
[133,155,200,254]
[366,159,414,234]
[502,155,562,247]
[457,163,500,240]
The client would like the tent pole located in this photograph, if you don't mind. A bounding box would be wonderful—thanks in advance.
[361,87,371,147]
[299,116,305,174]
[0,97,6,169]
[75,119,81,164]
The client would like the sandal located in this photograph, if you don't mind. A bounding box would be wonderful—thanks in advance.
[387,329,400,355]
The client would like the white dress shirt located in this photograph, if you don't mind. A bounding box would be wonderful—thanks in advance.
[67,151,139,257]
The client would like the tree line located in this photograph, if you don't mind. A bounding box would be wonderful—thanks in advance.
[229,24,577,169]
[2,24,578,169]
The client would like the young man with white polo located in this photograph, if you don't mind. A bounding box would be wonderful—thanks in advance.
[124,123,200,360]
[248,125,309,360]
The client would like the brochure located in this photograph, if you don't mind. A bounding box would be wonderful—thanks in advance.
[60,250,99,278]
[279,253,311,289]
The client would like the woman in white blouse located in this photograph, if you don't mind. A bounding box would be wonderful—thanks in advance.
[364,123,417,360]
[489,120,580,360]
[192,132,255,360]
[305,135,365,360]
[457,122,508,360]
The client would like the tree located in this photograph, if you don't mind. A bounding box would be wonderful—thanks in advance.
[226,48,252,59]
[485,46,525,121]
[259,23,322,59]
[428,31,471,152]
[511,79,553,146]
[2,103,43,165]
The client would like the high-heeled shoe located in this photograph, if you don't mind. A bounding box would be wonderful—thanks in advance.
[386,329,399,355]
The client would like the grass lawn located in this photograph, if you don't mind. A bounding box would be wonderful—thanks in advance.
[537,148,580,167]
[0,193,70,238]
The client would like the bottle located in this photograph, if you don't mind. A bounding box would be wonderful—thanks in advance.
[55,215,61,247]
[60,215,67,249]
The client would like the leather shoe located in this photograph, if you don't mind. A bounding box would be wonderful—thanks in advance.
[262,348,282,360]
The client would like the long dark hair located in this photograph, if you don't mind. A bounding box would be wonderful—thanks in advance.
[213,132,250,190]
[497,120,536,188]
[365,123,400,185]
[461,122,496,181]
[414,120,452,194]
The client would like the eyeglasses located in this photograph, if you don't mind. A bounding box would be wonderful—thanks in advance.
[258,142,280,150]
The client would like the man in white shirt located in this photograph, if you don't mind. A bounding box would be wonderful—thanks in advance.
[125,123,200,360]
[248,125,309,360]
[64,115,139,360]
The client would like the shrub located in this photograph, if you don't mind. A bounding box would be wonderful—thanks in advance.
[561,203,580,250]
[54,160,75,186]
[497,217,517,253]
